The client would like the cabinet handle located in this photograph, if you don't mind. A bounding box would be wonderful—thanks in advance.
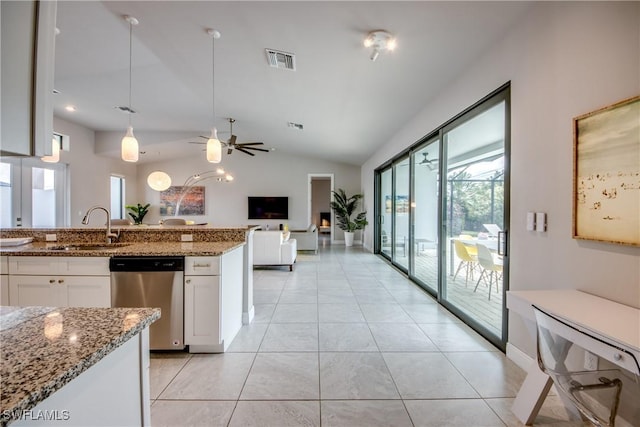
[185,279,191,284]
[49,279,55,284]
[58,279,64,284]
[193,263,211,268]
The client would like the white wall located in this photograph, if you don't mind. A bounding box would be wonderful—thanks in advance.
[53,117,138,226]
[361,2,640,355]
[135,149,360,237]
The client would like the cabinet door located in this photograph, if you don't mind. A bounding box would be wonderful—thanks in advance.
[184,275,220,346]
[9,275,60,306]
[64,276,110,308]
[1,275,9,305]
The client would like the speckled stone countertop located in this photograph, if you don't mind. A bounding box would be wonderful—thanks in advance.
[0,306,160,426]
[0,241,245,257]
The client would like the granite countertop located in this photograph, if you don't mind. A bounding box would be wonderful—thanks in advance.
[0,241,245,257]
[0,306,160,426]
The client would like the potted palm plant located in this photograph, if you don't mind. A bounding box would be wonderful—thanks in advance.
[330,189,368,246]
[126,203,150,225]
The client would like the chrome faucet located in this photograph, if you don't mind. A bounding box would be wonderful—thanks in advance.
[81,206,120,244]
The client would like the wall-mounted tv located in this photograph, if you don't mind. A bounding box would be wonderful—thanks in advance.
[248,197,289,220]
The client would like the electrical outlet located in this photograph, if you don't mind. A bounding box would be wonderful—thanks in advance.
[45,234,57,241]
[181,234,193,242]
[584,351,598,371]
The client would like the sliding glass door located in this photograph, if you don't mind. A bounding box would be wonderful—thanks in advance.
[442,98,508,342]
[393,157,410,270]
[410,139,440,293]
[374,85,510,349]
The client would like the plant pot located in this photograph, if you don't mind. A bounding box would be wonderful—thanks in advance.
[344,231,355,247]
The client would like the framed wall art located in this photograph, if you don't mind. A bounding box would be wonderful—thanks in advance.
[573,95,639,246]
[160,186,205,216]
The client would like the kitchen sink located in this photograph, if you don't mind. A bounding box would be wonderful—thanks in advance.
[47,243,130,251]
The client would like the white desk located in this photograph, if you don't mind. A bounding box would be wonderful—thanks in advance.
[507,290,640,425]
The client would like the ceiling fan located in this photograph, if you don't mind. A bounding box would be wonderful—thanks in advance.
[189,118,269,157]
[419,153,437,171]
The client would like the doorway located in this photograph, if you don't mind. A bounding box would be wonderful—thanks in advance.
[308,174,334,244]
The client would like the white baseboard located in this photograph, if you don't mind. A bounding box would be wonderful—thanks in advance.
[506,342,534,371]
[242,305,255,325]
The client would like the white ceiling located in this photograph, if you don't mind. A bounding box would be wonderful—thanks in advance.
[53,1,532,165]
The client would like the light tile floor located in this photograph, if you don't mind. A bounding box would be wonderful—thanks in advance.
[150,245,589,426]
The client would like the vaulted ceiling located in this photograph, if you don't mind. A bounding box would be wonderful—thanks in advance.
[53,1,532,165]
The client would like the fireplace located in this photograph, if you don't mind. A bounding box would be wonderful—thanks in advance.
[319,212,331,234]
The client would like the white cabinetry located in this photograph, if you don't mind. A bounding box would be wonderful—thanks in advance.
[1,256,8,305]
[8,257,110,308]
[0,0,57,157]
[184,247,243,353]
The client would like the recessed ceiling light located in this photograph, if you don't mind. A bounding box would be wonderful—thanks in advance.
[64,105,77,112]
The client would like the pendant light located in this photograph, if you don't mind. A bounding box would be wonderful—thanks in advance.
[121,15,139,162]
[147,171,172,191]
[206,29,222,163]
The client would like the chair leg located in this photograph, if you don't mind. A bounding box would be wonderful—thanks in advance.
[453,261,464,280]
[474,270,486,293]
[289,264,293,272]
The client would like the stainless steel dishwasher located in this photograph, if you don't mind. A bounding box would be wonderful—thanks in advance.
[110,256,185,350]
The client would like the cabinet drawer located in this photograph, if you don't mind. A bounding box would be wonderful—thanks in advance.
[9,256,109,276]
[185,256,220,276]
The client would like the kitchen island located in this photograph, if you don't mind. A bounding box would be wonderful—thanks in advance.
[0,226,256,353]
[0,305,159,426]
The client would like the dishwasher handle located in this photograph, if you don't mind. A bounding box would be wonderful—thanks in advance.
[109,256,184,272]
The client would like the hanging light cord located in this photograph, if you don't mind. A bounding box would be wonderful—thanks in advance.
[211,32,215,126]
[128,19,133,127]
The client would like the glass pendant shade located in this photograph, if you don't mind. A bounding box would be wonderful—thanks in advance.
[41,137,60,163]
[206,127,222,163]
[121,126,139,162]
[147,171,172,191]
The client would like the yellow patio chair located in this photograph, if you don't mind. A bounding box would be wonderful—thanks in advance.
[453,239,478,287]
[458,234,478,257]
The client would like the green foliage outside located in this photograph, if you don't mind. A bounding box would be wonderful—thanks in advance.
[448,171,504,236]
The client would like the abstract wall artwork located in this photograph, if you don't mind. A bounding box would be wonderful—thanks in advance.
[573,95,639,246]
[160,186,205,216]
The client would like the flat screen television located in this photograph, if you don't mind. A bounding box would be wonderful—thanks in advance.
[248,197,288,220]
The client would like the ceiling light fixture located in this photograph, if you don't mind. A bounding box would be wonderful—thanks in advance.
[206,28,222,163]
[363,30,396,61]
[121,15,139,162]
[147,171,172,191]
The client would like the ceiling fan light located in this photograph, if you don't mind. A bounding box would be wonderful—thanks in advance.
[225,174,234,181]
[216,168,225,175]
[147,171,172,191]
[41,137,60,163]
[121,126,139,162]
[206,127,222,163]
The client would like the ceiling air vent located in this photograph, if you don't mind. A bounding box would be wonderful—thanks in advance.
[266,49,296,71]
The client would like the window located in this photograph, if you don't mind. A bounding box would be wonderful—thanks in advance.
[110,175,126,220]
[0,157,68,227]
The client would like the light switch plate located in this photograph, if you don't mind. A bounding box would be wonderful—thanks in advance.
[526,212,535,231]
[45,234,57,241]
[536,212,547,232]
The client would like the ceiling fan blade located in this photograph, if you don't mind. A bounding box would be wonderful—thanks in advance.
[227,147,233,155]
[188,141,206,145]
[241,147,270,153]
[237,142,264,146]
[236,147,256,156]
[229,134,237,146]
